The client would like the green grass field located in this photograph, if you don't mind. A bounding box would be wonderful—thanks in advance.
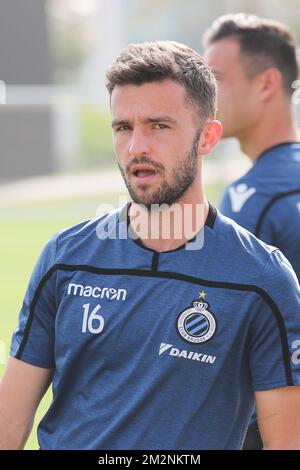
[0,181,224,449]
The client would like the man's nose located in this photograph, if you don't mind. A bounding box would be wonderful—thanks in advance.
[128,128,151,157]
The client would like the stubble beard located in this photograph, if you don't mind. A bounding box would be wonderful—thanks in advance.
[118,130,201,210]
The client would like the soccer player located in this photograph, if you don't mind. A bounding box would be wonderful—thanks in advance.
[203,14,300,448]
[1,41,300,450]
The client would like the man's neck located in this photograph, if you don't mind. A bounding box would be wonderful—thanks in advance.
[129,197,209,253]
[238,104,300,163]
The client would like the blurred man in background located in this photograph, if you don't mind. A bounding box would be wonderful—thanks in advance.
[204,13,300,449]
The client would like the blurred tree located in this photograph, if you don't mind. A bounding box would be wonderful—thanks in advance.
[49,19,91,83]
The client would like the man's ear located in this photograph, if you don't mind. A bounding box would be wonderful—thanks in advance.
[198,120,223,156]
[257,67,283,102]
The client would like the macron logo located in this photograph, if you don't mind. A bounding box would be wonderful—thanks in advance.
[159,343,216,364]
[229,184,256,212]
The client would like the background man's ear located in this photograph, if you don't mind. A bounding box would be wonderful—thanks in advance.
[258,68,282,101]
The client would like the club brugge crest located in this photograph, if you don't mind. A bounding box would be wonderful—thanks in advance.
[177,300,216,344]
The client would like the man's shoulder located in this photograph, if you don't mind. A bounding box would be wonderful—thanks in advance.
[216,210,274,251]
[57,215,105,241]
[45,207,127,263]
[215,211,299,293]
[213,211,278,283]
[221,179,258,215]
[57,207,125,243]
[222,143,300,209]
[219,167,298,229]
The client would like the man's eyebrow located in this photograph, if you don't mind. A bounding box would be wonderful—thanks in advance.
[144,116,178,123]
[111,116,178,127]
[111,119,129,128]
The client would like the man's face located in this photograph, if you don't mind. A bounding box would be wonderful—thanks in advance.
[204,38,260,139]
[111,80,202,208]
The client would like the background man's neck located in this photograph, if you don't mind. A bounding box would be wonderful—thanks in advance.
[238,105,300,163]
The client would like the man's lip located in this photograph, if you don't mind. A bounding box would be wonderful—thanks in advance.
[129,165,161,182]
[130,164,160,175]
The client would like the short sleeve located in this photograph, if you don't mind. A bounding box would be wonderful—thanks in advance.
[10,234,58,368]
[248,249,300,391]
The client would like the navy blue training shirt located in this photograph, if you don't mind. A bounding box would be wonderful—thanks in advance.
[220,142,300,278]
[10,203,300,449]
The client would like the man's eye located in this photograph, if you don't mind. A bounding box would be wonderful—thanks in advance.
[154,123,169,129]
[116,125,131,132]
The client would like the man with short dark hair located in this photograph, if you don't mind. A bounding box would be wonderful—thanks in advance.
[204,13,300,448]
[1,41,300,450]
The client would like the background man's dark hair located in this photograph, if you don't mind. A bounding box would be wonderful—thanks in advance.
[203,13,299,96]
[106,40,217,123]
